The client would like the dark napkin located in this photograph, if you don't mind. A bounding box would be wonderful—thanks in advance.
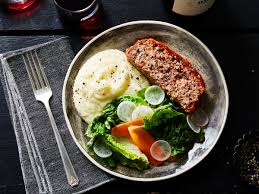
[0,37,115,194]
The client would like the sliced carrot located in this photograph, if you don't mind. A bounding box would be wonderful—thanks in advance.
[128,126,163,166]
[111,118,144,137]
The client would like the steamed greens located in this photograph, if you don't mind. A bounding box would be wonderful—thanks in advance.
[86,88,205,170]
[86,95,148,169]
[87,95,146,139]
[144,103,205,156]
[104,135,149,170]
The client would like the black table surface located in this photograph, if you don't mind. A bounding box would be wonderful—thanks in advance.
[0,0,258,193]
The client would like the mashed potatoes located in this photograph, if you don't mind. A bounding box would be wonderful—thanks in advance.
[73,49,149,123]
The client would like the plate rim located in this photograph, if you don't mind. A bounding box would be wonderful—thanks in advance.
[62,20,229,182]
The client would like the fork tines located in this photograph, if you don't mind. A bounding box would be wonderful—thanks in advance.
[22,51,50,91]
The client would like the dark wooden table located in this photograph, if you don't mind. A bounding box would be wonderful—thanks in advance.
[0,0,258,193]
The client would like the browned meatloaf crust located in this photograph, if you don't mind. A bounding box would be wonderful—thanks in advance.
[126,38,205,113]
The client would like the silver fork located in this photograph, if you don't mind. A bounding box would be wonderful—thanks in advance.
[22,50,79,187]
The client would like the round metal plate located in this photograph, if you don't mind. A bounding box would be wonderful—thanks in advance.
[62,21,229,181]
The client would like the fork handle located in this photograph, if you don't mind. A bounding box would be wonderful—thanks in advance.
[44,101,79,187]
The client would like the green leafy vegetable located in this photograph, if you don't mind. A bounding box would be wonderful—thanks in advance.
[86,95,148,170]
[86,95,146,139]
[143,104,183,130]
[137,87,148,99]
[115,95,147,106]
[87,134,149,170]
[138,87,182,110]
[86,102,119,147]
[87,137,117,168]
[144,104,205,156]
[104,135,149,170]
[86,88,205,170]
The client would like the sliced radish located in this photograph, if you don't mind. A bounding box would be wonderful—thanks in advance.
[190,108,209,127]
[145,85,165,105]
[117,101,136,122]
[150,140,171,161]
[93,138,112,158]
[131,105,154,120]
[187,114,201,133]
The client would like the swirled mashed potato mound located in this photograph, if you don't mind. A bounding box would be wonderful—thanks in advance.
[73,49,149,123]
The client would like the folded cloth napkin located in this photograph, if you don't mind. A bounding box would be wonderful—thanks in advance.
[0,37,115,194]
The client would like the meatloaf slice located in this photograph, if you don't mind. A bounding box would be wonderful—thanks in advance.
[126,38,205,113]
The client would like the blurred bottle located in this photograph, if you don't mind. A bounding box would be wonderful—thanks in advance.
[54,0,103,30]
[163,0,215,16]
[5,0,36,11]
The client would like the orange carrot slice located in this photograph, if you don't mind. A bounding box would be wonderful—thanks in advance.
[111,118,144,137]
[128,126,163,166]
